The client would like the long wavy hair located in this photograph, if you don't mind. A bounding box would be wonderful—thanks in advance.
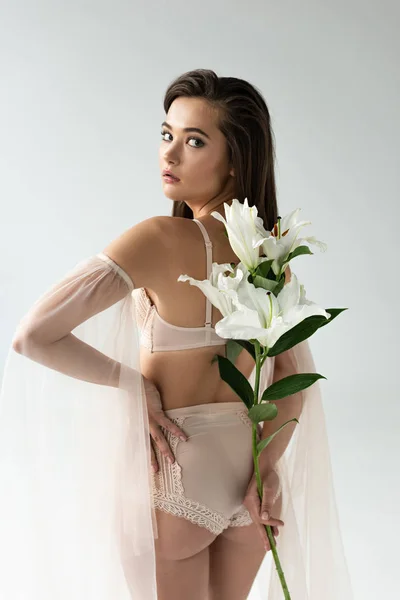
[163,68,278,231]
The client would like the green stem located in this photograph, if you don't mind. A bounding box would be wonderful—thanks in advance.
[252,342,291,600]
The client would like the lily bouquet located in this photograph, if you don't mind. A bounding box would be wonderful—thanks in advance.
[178,199,347,599]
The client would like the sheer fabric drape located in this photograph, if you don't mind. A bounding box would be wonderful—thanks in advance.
[0,253,353,599]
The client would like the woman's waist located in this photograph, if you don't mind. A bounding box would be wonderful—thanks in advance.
[140,350,244,406]
[164,400,247,419]
[162,401,262,442]
[142,367,244,411]
[161,392,245,412]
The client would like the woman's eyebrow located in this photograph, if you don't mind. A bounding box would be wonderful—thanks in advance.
[161,121,211,140]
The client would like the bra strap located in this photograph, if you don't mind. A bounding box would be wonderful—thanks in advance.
[192,219,213,334]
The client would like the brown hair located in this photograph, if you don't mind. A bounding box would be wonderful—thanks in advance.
[163,68,278,230]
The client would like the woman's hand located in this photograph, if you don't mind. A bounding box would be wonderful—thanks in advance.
[143,377,188,472]
[243,469,284,551]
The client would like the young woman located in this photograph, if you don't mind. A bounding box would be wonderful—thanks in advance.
[0,69,353,600]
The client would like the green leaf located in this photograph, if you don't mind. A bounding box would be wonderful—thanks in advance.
[226,339,245,365]
[248,402,278,423]
[252,276,279,292]
[254,259,273,278]
[256,418,299,455]
[225,339,256,362]
[212,355,254,409]
[287,245,313,260]
[319,308,348,328]
[267,308,347,357]
[261,373,326,401]
[272,277,285,296]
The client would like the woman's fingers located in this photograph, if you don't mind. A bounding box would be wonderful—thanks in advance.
[243,471,284,552]
[259,473,284,550]
[253,505,282,550]
[261,515,284,527]
[159,414,188,442]
[243,491,271,549]
[149,422,174,464]
[149,416,188,467]
[150,440,158,473]
[256,518,277,551]
[144,378,188,467]
[260,470,281,520]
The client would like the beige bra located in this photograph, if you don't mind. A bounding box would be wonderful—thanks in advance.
[136,219,227,353]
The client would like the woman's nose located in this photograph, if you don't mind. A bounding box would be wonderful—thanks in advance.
[162,140,181,161]
[163,147,179,163]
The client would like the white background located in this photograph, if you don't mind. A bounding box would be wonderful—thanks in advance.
[1,1,399,597]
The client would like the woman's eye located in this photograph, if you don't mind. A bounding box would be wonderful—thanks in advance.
[160,130,172,141]
[160,130,204,148]
[188,137,204,148]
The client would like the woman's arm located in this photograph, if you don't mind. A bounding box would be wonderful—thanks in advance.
[12,217,165,389]
[14,331,127,389]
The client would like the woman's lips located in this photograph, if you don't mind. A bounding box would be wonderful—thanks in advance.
[163,174,180,183]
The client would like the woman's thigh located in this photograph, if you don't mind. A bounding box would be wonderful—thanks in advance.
[154,509,217,600]
[208,522,267,600]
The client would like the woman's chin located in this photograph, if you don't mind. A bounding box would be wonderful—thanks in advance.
[162,186,183,201]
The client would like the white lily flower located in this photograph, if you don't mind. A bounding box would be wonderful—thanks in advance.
[177,262,245,317]
[301,235,328,252]
[276,272,330,328]
[215,272,330,349]
[211,198,266,272]
[179,200,329,349]
[254,208,327,276]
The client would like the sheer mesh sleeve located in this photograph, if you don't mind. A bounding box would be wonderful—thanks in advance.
[0,252,158,599]
[11,252,135,389]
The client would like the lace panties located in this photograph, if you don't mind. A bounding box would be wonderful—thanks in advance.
[150,401,262,536]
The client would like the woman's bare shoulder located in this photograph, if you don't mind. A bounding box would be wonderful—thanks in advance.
[101,216,179,289]
[149,215,198,244]
[100,216,195,289]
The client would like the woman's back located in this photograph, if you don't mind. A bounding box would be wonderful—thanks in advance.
[136,215,256,411]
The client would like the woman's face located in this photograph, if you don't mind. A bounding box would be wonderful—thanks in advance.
[159,96,235,215]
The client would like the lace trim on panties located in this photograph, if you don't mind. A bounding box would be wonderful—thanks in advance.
[151,411,260,535]
[236,409,253,428]
[236,409,263,442]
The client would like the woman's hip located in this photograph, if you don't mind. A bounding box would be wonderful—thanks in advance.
[153,401,261,520]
